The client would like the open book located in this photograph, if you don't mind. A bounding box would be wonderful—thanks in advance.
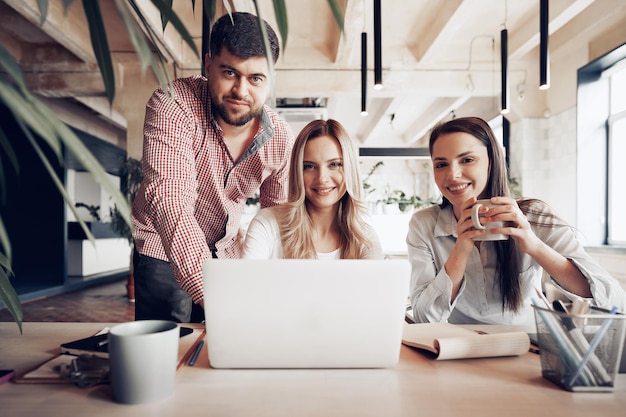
[402,322,530,360]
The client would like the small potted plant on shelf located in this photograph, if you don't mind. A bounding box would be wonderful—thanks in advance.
[380,187,405,214]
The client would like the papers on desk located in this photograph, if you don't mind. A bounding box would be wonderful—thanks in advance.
[402,322,531,360]
[14,325,206,384]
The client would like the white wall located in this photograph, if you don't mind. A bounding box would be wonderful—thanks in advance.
[509,109,578,227]
[66,169,120,223]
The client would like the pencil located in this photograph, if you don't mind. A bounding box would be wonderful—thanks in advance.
[189,340,204,366]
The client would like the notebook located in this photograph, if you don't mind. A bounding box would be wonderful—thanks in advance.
[202,258,410,369]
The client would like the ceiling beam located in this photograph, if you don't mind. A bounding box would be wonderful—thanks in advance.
[356,97,394,144]
[130,0,203,68]
[3,0,96,64]
[404,95,471,145]
[334,0,364,67]
[406,0,463,63]
[509,0,595,60]
[23,70,105,97]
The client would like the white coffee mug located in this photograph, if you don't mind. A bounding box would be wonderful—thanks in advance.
[470,199,509,241]
[108,320,179,404]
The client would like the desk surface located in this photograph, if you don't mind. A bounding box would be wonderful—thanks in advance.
[1,322,624,417]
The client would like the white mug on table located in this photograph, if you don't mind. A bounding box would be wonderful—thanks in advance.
[108,320,179,404]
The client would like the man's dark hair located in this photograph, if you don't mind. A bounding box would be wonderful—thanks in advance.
[209,12,280,63]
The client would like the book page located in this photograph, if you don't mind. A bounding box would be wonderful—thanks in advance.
[402,323,530,360]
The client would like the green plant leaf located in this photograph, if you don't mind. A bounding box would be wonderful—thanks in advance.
[0,242,13,332]
[125,0,173,92]
[115,0,160,73]
[36,0,48,25]
[34,99,131,226]
[326,0,344,34]
[272,0,288,52]
[0,44,27,91]
[0,81,131,228]
[203,0,217,23]
[0,81,63,161]
[0,218,11,264]
[82,0,116,105]
[0,127,19,177]
[252,1,276,105]
[149,0,199,57]
[0,126,20,204]
[15,115,97,244]
[159,0,173,30]
[0,268,22,334]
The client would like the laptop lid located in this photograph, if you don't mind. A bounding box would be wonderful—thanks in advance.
[202,259,410,369]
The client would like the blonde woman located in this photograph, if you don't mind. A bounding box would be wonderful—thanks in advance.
[243,119,382,259]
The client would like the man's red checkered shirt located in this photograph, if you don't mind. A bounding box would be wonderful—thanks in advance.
[132,75,294,302]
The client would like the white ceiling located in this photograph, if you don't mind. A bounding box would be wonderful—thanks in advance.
[1,0,625,150]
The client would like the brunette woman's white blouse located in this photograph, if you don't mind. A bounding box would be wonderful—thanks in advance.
[406,203,625,329]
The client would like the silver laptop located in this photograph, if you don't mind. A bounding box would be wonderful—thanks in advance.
[202,259,410,369]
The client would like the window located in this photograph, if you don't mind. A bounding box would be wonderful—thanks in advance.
[577,43,626,247]
[608,64,626,244]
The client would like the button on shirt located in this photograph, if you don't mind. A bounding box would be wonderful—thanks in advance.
[132,75,294,303]
[406,203,625,328]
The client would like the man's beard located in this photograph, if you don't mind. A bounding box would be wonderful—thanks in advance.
[213,100,263,127]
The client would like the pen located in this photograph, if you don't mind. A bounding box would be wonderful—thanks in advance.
[531,297,594,386]
[567,306,619,387]
[553,300,612,384]
[189,340,204,366]
[591,305,624,315]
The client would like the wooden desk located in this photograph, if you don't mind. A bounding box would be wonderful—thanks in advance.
[1,322,624,417]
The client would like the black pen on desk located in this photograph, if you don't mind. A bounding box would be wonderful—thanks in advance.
[189,340,204,366]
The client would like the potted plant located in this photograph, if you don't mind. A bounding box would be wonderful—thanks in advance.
[380,187,405,214]
[109,157,143,301]
[362,161,384,199]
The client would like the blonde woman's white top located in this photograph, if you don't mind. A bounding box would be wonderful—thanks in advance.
[242,207,383,260]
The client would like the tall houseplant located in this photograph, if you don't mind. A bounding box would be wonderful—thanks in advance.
[0,0,343,332]
[109,157,143,301]
[109,157,143,244]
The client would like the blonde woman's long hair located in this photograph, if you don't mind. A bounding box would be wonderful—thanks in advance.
[272,119,373,259]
